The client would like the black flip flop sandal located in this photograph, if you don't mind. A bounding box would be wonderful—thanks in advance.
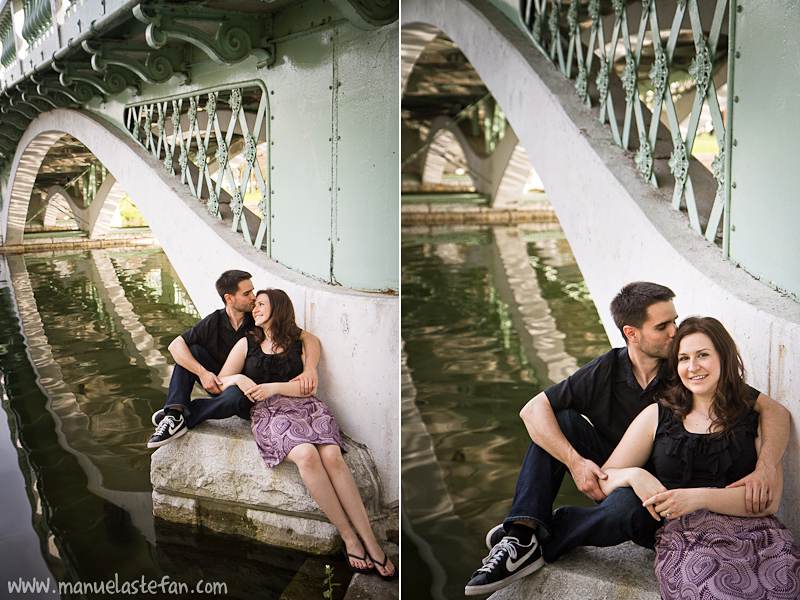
[368,551,397,581]
[341,541,374,574]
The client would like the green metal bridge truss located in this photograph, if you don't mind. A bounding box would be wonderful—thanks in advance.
[125,85,272,252]
[519,0,731,253]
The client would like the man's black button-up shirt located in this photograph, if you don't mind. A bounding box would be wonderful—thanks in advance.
[544,347,670,446]
[180,308,255,367]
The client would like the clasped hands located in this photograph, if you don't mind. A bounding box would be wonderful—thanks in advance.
[200,367,317,400]
[571,458,777,521]
[245,368,317,401]
[638,464,777,520]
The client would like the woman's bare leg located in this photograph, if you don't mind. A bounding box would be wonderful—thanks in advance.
[318,445,396,578]
[285,444,372,571]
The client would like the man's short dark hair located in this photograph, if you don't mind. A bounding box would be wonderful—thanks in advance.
[215,270,252,302]
[610,282,675,337]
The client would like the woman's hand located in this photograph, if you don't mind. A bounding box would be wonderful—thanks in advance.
[628,469,668,520]
[245,382,277,403]
[643,488,703,520]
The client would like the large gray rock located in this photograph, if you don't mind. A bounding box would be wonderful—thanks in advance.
[489,543,660,600]
[151,417,394,554]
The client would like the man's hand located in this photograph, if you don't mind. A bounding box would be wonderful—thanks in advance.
[199,370,223,395]
[291,366,318,395]
[569,455,608,502]
[726,463,777,513]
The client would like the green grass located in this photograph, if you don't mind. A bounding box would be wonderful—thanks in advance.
[691,132,720,155]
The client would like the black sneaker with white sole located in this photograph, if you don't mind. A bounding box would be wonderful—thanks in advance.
[464,534,545,596]
[147,412,187,448]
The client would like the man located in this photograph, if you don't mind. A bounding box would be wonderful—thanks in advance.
[465,281,790,595]
[147,270,320,448]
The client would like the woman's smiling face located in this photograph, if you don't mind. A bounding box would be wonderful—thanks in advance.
[252,293,272,327]
[677,332,721,400]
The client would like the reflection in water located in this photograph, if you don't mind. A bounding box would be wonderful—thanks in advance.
[0,249,320,598]
[401,224,611,599]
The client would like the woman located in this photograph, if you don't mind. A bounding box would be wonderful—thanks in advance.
[599,316,799,599]
[217,288,396,580]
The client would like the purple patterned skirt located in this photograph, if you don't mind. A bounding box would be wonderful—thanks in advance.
[655,509,800,599]
[250,394,347,467]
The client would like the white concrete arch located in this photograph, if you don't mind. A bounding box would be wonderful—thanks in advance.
[403,0,800,531]
[402,21,534,207]
[43,186,78,228]
[88,176,129,237]
[420,126,461,185]
[400,23,441,95]
[1,108,399,504]
[42,178,128,237]
[422,116,533,208]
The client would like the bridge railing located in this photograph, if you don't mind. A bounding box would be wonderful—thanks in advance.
[124,84,273,253]
[0,7,15,68]
[20,0,52,47]
[495,0,732,256]
[0,0,134,92]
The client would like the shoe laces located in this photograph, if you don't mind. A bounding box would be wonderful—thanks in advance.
[153,414,179,436]
[476,537,520,573]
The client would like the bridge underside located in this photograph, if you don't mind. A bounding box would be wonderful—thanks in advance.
[402,0,800,534]
[0,0,400,509]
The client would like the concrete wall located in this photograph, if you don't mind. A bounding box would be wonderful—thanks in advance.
[403,0,800,534]
[1,108,399,507]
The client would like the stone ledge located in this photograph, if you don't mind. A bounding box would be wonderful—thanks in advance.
[489,543,660,600]
[151,417,395,554]
[401,205,558,226]
[343,542,399,600]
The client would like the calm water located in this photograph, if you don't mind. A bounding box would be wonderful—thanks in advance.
[401,224,611,599]
[0,248,350,599]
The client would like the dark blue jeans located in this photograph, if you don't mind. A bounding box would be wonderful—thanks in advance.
[163,345,251,429]
[183,386,252,429]
[504,409,660,562]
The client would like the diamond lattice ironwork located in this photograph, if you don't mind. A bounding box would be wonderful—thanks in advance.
[518,0,732,250]
[124,85,271,251]
[669,136,689,188]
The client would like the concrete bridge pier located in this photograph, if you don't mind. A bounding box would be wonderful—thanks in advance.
[151,420,394,555]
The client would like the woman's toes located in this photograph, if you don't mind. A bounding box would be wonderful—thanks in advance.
[381,559,395,577]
